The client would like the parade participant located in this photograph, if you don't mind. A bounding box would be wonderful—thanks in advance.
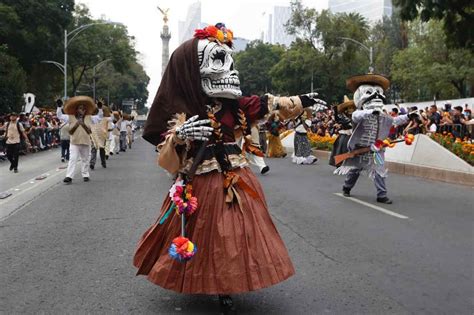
[239,125,270,174]
[133,23,325,312]
[335,74,409,204]
[292,109,317,164]
[119,114,128,152]
[56,96,100,184]
[258,120,268,154]
[90,102,110,169]
[329,97,355,167]
[110,111,121,155]
[102,105,114,160]
[4,112,30,173]
[266,112,287,158]
[126,116,134,149]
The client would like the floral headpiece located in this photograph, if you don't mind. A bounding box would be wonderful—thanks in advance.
[194,23,233,47]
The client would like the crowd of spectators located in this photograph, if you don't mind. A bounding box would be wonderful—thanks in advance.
[306,103,473,141]
[0,110,62,161]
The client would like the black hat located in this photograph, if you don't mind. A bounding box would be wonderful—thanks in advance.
[443,104,452,111]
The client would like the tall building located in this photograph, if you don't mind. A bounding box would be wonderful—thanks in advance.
[328,0,393,23]
[273,6,295,46]
[264,6,295,47]
[178,1,202,44]
[233,37,250,52]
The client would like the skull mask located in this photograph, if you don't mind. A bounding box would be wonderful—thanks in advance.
[353,84,386,111]
[197,39,242,99]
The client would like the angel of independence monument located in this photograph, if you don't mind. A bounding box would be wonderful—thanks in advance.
[158,6,171,76]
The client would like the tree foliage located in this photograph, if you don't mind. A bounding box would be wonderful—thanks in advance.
[391,20,474,101]
[66,4,136,96]
[0,1,149,111]
[280,3,371,103]
[0,45,27,114]
[0,0,74,72]
[234,41,284,95]
[392,0,473,50]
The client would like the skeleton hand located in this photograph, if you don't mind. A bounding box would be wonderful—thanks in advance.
[175,115,213,141]
[299,92,327,109]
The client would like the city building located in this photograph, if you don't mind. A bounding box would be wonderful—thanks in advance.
[233,37,250,52]
[178,1,202,44]
[264,6,296,47]
[328,0,393,23]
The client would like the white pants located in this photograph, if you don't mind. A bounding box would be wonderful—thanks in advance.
[66,144,91,179]
[247,153,267,171]
[113,135,120,154]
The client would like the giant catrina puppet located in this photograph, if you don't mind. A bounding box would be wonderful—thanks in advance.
[133,23,326,312]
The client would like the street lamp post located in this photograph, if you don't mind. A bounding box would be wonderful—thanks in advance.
[92,59,111,101]
[43,21,120,100]
[338,37,374,73]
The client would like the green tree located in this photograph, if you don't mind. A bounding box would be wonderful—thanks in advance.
[392,0,473,50]
[0,45,27,114]
[234,41,285,95]
[66,4,136,96]
[284,2,370,102]
[93,61,150,111]
[0,0,74,72]
[391,19,474,101]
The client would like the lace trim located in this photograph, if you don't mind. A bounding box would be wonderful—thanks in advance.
[180,153,248,175]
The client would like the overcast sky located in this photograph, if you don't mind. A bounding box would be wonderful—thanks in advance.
[77,0,327,106]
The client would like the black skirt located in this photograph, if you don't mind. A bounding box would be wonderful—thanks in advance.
[329,134,350,167]
[294,132,312,157]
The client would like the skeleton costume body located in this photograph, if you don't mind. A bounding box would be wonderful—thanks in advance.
[133,26,326,295]
[335,74,409,201]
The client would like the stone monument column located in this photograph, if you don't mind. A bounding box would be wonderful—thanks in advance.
[158,7,171,76]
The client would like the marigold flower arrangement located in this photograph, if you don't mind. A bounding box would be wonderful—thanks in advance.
[431,133,474,165]
[308,132,337,151]
[159,179,199,262]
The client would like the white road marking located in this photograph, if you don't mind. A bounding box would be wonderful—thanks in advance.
[334,193,409,219]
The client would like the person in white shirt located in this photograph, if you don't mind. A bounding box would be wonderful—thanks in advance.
[119,115,128,152]
[56,96,101,184]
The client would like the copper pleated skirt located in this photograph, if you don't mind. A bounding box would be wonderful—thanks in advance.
[133,167,295,294]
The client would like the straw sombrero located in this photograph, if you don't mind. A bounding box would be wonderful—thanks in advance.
[346,73,390,92]
[112,111,121,120]
[64,96,96,115]
[337,95,356,113]
[102,106,111,117]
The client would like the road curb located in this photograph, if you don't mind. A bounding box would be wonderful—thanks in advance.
[312,149,474,187]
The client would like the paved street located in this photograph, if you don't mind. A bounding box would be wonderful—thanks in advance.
[1,138,473,314]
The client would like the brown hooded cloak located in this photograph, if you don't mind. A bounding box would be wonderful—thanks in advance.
[143,38,209,146]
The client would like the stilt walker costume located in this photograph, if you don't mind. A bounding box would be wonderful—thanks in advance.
[133,24,325,300]
[334,74,409,204]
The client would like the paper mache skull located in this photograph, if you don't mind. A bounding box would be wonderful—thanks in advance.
[353,84,386,111]
[196,24,242,99]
